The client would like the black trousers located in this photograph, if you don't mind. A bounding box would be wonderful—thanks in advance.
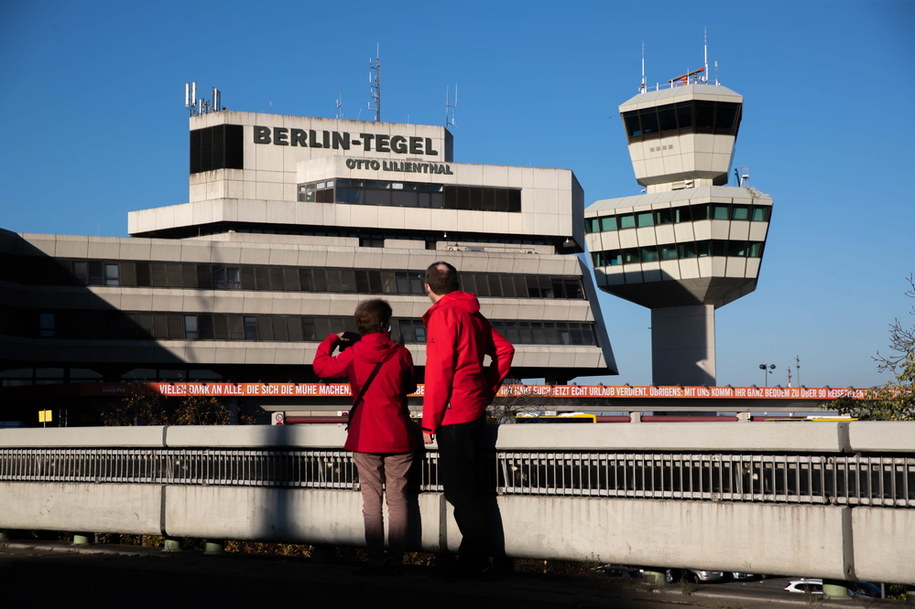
[436,417,488,568]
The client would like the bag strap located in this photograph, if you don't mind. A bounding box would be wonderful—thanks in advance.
[346,358,386,430]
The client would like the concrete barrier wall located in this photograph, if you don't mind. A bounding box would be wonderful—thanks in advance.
[850,507,915,584]
[0,482,162,535]
[497,496,853,580]
[6,421,905,451]
[1,423,913,584]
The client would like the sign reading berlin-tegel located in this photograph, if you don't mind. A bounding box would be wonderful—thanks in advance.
[253,126,439,156]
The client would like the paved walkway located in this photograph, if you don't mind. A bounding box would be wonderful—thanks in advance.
[0,540,904,608]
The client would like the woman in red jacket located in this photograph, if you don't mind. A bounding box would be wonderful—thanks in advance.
[312,299,416,575]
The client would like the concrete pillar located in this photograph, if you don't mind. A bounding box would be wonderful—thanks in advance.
[204,541,224,555]
[651,304,716,386]
[641,570,666,586]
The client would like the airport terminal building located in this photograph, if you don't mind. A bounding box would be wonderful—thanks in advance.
[0,108,616,422]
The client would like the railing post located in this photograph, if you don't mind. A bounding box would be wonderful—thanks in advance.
[162,537,182,553]
[72,533,90,546]
[822,579,849,600]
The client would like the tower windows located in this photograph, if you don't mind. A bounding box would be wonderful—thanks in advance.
[621,101,741,143]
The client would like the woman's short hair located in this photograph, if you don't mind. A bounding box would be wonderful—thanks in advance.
[354,299,392,335]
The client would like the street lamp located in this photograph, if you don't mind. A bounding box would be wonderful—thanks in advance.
[758,363,776,387]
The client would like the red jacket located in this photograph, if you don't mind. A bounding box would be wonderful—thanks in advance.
[312,332,416,453]
[421,291,515,433]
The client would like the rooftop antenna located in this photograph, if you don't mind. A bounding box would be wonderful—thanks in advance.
[336,89,345,119]
[369,44,381,122]
[445,84,458,127]
[640,42,647,93]
[738,166,750,187]
[184,81,222,116]
[703,28,709,83]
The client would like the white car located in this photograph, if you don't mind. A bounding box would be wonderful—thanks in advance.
[785,578,823,594]
[785,579,878,598]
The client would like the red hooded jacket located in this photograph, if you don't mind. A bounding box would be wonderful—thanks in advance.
[312,332,416,453]
[421,291,515,434]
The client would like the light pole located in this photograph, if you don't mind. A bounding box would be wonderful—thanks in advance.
[758,363,775,387]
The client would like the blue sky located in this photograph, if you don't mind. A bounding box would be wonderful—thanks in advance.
[1,0,913,388]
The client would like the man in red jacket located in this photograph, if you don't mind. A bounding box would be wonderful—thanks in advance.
[421,261,514,578]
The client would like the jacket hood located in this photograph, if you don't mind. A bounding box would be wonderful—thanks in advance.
[423,291,480,322]
[350,331,400,364]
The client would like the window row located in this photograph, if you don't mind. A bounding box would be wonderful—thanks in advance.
[3,308,596,347]
[585,202,771,234]
[622,100,741,142]
[1,258,585,300]
[591,240,765,267]
[298,179,522,212]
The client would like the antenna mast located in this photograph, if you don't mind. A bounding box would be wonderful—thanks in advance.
[640,42,646,93]
[369,44,381,122]
[703,28,709,83]
[336,89,345,119]
[445,84,458,127]
[185,81,222,117]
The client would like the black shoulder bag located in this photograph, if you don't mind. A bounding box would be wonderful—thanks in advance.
[346,359,385,431]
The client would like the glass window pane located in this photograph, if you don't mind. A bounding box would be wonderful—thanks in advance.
[601,216,618,231]
[243,316,258,340]
[732,205,749,221]
[619,214,636,229]
[713,205,730,220]
[640,246,659,262]
[639,108,659,136]
[104,264,120,286]
[676,102,693,130]
[751,206,771,222]
[658,106,677,133]
[636,212,653,227]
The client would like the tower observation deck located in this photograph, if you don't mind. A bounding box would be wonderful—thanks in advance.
[585,69,773,385]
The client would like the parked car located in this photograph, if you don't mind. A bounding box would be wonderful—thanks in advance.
[785,579,878,598]
[730,572,756,581]
[785,578,823,595]
[665,568,725,584]
[592,564,640,578]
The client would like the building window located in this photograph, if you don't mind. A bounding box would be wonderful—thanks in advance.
[243,316,258,341]
[105,264,120,286]
[621,100,741,142]
[184,315,199,340]
[588,203,771,233]
[299,178,521,213]
[39,313,56,337]
[190,124,243,174]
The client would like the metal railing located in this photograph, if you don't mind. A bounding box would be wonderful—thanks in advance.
[1,448,912,508]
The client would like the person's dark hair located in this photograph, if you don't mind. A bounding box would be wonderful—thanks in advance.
[425,261,459,295]
[354,299,392,335]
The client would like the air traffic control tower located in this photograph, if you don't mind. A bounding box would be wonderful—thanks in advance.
[585,70,772,385]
